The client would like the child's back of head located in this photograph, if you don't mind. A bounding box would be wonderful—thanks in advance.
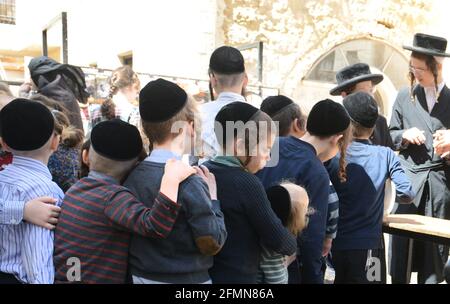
[260,95,305,137]
[0,98,59,162]
[139,78,198,153]
[266,182,310,236]
[88,119,144,181]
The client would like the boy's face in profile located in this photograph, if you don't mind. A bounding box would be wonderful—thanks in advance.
[244,133,275,174]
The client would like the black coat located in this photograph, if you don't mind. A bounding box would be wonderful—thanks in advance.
[389,85,450,283]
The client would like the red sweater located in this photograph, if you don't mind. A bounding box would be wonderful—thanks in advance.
[53,171,181,283]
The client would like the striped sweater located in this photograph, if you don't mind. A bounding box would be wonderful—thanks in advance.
[53,171,181,284]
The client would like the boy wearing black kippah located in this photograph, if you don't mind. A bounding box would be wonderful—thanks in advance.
[0,99,64,284]
[200,46,249,160]
[53,119,196,284]
[125,78,227,284]
[324,92,415,284]
[257,99,352,284]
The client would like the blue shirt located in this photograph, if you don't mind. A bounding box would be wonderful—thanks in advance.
[325,140,415,250]
[0,156,64,283]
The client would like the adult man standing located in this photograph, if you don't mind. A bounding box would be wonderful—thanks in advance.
[199,46,248,160]
[330,63,393,148]
[389,33,450,284]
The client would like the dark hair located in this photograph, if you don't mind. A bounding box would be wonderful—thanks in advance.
[216,110,275,167]
[351,121,375,138]
[79,138,91,178]
[409,51,440,100]
[101,66,140,120]
[271,103,305,136]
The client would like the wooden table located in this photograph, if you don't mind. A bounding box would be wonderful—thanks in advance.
[383,214,450,283]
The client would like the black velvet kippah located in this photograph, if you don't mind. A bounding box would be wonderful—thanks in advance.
[266,185,292,226]
[209,46,245,75]
[343,92,379,128]
[214,101,260,145]
[90,119,143,161]
[0,98,54,151]
[260,95,294,118]
[307,99,350,137]
[139,78,187,122]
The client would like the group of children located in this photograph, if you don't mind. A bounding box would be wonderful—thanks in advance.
[0,44,416,285]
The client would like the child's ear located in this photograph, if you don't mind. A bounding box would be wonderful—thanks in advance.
[243,73,249,88]
[331,134,344,146]
[82,149,90,166]
[234,138,245,157]
[50,134,60,151]
[0,138,11,152]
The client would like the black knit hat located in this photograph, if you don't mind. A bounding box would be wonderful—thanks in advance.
[139,78,188,122]
[209,46,245,75]
[343,92,379,128]
[307,99,350,137]
[266,185,291,226]
[330,63,384,96]
[403,33,450,58]
[260,95,294,118]
[214,101,260,144]
[90,119,143,161]
[0,98,55,151]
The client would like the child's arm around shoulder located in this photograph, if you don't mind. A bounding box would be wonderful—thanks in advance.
[0,196,60,229]
[180,166,227,256]
[104,159,196,238]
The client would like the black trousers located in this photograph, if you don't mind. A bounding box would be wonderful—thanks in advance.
[0,272,21,284]
[332,248,387,284]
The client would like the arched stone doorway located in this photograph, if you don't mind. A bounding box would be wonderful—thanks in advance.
[294,37,410,121]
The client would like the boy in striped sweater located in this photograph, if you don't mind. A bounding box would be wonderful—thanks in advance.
[53,119,196,283]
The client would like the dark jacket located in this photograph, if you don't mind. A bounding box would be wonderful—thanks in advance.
[205,161,297,284]
[257,136,331,284]
[124,160,227,284]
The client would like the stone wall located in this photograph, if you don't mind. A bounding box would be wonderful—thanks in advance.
[219,0,435,96]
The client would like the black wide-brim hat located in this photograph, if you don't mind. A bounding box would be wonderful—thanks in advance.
[330,63,383,96]
[403,33,450,58]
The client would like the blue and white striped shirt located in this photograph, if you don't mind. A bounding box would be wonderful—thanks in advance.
[0,156,63,284]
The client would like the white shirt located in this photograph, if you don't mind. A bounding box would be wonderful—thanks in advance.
[424,82,445,113]
[199,92,246,160]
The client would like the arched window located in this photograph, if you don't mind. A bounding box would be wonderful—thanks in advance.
[300,38,410,120]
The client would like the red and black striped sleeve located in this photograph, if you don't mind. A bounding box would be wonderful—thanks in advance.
[104,190,181,238]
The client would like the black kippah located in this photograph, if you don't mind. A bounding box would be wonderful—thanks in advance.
[214,102,260,145]
[307,99,350,137]
[209,46,245,75]
[260,95,294,118]
[0,98,54,151]
[343,92,379,128]
[91,119,143,161]
[139,78,187,122]
[266,185,292,226]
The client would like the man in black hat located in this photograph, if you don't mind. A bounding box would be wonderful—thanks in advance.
[200,46,248,160]
[389,33,450,284]
[330,63,393,149]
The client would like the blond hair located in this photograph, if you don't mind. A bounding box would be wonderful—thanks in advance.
[280,182,310,236]
[141,95,198,150]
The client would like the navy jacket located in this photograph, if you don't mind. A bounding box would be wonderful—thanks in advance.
[257,136,330,284]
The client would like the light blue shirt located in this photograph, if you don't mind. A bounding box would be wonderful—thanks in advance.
[199,92,246,160]
[0,156,64,284]
[145,149,182,164]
